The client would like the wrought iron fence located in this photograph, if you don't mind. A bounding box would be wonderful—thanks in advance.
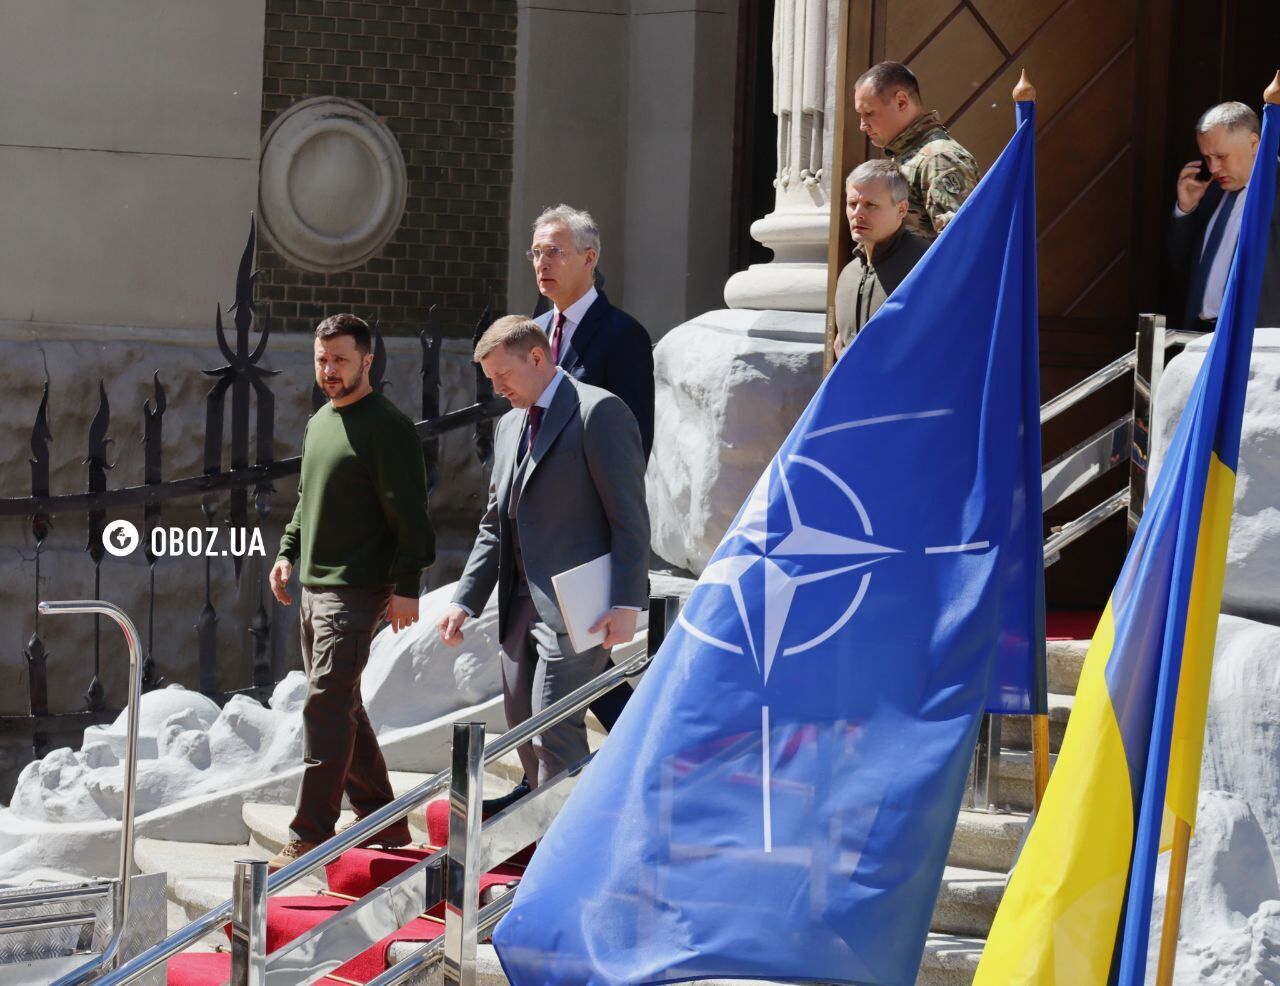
[0,218,508,788]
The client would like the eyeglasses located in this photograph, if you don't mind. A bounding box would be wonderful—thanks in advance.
[526,246,569,262]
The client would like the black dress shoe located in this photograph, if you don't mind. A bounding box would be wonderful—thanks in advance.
[482,777,531,815]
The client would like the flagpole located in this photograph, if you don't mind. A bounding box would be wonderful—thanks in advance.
[1154,71,1280,986]
[1155,819,1191,985]
[1031,715,1050,809]
[1012,68,1052,813]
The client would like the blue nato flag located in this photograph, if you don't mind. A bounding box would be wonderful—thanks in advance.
[492,100,1045,986]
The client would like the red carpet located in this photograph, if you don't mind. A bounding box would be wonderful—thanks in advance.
[327,845,524,901]
[211,894,443,982]
[1045,610,1101,641]
[426,797,535,865]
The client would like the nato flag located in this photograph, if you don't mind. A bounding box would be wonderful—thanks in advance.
[492,101,1045,986]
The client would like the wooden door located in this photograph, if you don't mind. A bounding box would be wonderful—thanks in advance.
[829,0,1176,608]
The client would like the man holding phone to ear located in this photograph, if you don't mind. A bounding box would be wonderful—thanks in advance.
[1168,101,1280,331]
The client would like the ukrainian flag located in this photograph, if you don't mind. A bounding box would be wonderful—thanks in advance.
[975,99,1278,985]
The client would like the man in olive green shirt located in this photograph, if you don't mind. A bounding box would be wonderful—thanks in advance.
[268,313,434,870]
[853,60,979,239]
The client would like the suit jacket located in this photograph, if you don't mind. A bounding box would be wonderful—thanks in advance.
[453,375,650,639]
[1168,172,1280,330]
[535,291,656,458]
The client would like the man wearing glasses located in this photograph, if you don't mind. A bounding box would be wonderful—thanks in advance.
[526,205,655,458]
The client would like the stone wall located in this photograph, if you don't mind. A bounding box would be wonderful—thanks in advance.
[257,0,517,339]
[0,1,265,330]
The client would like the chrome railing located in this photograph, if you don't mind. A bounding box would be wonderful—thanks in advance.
[98,594,682,985]
[32,601,144,986]
[1038,315,1203,569]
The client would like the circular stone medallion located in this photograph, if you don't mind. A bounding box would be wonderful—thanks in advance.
[259,97,407,273]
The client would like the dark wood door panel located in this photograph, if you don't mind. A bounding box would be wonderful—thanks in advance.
[1035,47,1135,228]
[969,0,1067,54]
[950,0,1139,170]
[899,9,1006,122]
[886,0,962,64]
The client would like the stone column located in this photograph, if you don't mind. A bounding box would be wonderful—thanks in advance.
[646,0,838,575]
[723,0,838,313]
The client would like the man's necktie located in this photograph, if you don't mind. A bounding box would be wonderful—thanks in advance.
[1188,188,1241,319]
[520,405,543,460]
[551,312,566,364]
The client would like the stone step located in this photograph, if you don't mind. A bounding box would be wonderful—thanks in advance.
[989,749,1056,813]
[999,693,1074,753]
[1046,638,1088,696]
[929,866,1007,938]
[245,767,517,855]
[918,931,985,985]
[135,837,324,928]
[946,809,1028,873]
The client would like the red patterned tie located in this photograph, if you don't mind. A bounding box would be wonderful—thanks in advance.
[551,312,566,364]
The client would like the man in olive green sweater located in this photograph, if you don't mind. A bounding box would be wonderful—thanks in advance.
[267,313,434,871]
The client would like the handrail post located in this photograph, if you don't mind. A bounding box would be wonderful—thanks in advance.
[230,859,269,986]
[965,713,1002,811]
[41,600,142,986]
[647,594,682,656]
[1128,313,1167,537]
[443,722,485,986]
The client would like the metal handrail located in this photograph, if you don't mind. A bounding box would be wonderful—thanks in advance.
[364,883,516,986]
[1043,488,1129,568]
[37,601,143,986]
[1039,350,1137,425]
[366,886,516,986]
[95,615,662,985]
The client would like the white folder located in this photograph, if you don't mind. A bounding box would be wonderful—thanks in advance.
[551,553,612,652]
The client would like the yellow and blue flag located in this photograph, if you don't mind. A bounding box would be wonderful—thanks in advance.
[975,101,1279,985]
[491,101,1044,985]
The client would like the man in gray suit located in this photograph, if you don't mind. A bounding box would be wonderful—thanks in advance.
[437,315,650,788]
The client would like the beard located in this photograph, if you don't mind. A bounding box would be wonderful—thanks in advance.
[319,373,363,400]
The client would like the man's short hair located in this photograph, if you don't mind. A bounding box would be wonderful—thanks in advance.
[315,313,372,355]
[1197,101,1261,137]
[532,204,602,259]
[474,315,551,362]
[845,160,909,204]
[854,61,921,103]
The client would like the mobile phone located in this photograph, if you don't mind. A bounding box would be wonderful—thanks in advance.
[1196,159,1212,182]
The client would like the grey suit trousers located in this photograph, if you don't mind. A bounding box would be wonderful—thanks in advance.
[500,591,610,789]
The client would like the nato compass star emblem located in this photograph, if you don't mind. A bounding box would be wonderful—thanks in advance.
[677,409,992,851]
[680,454,897,684]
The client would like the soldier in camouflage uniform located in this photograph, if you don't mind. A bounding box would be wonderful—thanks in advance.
[854,61,979,240]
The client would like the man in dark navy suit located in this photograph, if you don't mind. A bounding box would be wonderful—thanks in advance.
[1168,101,1280,331]
[527,205,655,458]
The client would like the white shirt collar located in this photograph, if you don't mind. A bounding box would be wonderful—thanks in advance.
[553,285,598,329]
[533,368,566,410]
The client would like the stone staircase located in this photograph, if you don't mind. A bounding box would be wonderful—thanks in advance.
[144,641,1089,985]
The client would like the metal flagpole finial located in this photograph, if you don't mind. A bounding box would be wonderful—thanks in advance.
[1265,71,1280,105]
[1013,70,1036,102]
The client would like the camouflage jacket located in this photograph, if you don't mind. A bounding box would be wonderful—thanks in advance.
[886,110,979,240]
